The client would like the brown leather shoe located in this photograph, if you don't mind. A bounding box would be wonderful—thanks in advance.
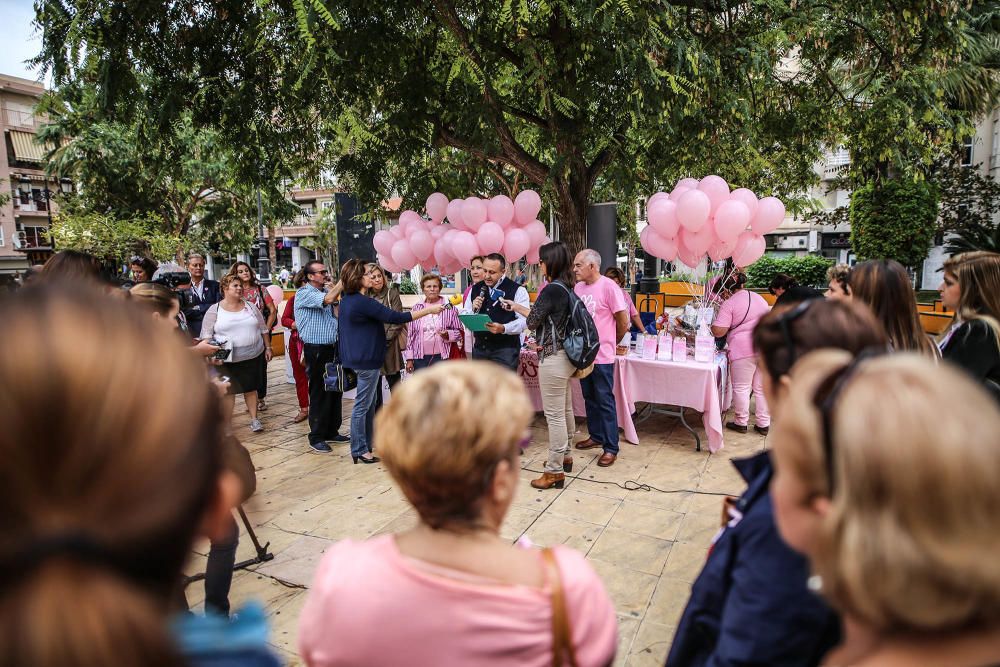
[597,452,617,467]
[563,456,573,473]
[754,425,769,436]
[575,437,602,450]
[530,472,565,490]
[293,409,309,423]
[725,421,748,434]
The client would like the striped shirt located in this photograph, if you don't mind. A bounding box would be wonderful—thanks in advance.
[294,284,338,345]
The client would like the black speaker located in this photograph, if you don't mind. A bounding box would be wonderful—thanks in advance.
[335,193,376,263]
[586,202,617,271]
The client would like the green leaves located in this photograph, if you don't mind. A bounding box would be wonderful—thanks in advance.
[850,179,940,269]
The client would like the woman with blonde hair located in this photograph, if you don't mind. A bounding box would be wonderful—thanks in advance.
[770,351,1000,666]
[0,286,278,667]
[365,263,405,413]
[850,259,936,357]
[299,361,617,666]
[938,250,1000,401]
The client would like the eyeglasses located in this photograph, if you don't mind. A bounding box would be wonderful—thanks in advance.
[811,347,885,494]
[309,269,329,276]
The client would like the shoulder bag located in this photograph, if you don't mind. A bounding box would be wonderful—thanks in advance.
[542,547,579,667]
[323,345,358,393]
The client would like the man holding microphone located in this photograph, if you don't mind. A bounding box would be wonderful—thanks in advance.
[462,253,530,371]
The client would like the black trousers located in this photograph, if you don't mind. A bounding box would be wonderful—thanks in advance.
[303,343,344,445]
[472,345,520,371]
[204,513,239,616]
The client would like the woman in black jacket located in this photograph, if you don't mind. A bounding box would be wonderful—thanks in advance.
[938,251,1000,403]
[499,242,576,490]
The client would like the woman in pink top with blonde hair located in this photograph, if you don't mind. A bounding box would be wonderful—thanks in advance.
[298,361,618,667]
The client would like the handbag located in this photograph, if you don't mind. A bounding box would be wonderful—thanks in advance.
[323,347,357,393]
[542,547,579,667]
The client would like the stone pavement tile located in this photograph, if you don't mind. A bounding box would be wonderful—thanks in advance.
[696,462,746,495]
[253,535,334,587]
[626,620,675,667]
[234,524,303,564]
[609,501,685,542]
[244,492,311,526]
[226,569,305,613]
[613,616,641,667]
[500,505,543,542]
[268,643,300,667]
[372,509,420,537]
[637,463,705,494]
[565,469,632,501]
[675,508,723,546]
[252,447,310,471]
[586,557,658,619]
[644,575,693,628]
[309,508,401,542]
[266,589,309,656]
[512,472,564,511]
[622,488,692,513]
[660,540,710,583]
[520,513,606,553]
[547,488,622,526]
[588,527,673,576]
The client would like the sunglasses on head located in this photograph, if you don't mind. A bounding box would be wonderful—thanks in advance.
[775,299,815,369]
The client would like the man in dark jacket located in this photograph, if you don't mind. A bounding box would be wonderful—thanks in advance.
[665,451,839,667]
[183,253,221,338]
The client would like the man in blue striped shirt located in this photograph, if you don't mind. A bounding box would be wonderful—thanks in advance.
[294,260,348,452]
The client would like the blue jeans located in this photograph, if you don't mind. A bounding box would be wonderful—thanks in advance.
[580,363,619,454]
[412,354,442,370]
[350,368,381,458]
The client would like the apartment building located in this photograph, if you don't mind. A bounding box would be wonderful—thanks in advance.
[0,73,71,274]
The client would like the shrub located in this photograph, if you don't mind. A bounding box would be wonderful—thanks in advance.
[744,254,833,288]
[398,274,418,295]
[850,179,938,269]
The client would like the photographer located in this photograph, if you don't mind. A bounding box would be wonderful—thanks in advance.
[200,274,273,434]
[182,253,221,338]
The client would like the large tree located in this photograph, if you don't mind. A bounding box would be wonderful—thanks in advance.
[33,1,1000,251]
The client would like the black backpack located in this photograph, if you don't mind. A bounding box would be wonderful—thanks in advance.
[548,281,600,372]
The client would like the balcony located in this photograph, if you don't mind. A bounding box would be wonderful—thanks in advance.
[13,226,50,250]
[822,148,851,179]
[13,194,50,216]
[3,106,39,130]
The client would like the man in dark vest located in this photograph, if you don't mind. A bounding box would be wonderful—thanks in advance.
[462,253,530,370]
[182,252,222,338]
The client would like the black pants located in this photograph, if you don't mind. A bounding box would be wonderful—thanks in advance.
[472,345,520,371]
[204,513,239,616]
[303,343,344,445]
[257,351,268,400]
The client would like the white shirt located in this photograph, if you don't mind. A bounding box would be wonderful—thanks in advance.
[191,278,206,301]
[462,277,530,335]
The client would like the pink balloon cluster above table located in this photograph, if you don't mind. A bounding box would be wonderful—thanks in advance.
[642,176,785,268]
[372,190,551,274]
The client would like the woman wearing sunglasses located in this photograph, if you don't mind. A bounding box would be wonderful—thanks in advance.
[667,299,887,667]
[770,351,1000,667]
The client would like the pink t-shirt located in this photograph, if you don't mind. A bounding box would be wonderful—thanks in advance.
[714,289,771,361]
[298,535,618,667]
[622,288,638,319]
[574,276,627,364]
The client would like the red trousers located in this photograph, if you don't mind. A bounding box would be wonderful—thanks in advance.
[289,333,309,409]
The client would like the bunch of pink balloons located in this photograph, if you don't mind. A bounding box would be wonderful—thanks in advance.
[372,190,551,274]
[641,176,784,268]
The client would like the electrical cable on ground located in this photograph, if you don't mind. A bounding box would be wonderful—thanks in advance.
[519,465,732,497]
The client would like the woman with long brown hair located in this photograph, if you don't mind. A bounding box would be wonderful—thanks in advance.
[938,251,1000,401]
[850,259,936,357]
[227,261,276,412]
[0,286,278,667]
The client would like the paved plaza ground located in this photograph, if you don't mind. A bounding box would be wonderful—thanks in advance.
[185,360,762,666]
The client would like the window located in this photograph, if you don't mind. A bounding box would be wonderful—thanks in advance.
[300,205,314,217]
[961,137,974,167]
[0,226,4,247]
[320,200,335,211]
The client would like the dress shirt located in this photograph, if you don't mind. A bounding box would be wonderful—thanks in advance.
[294,284,339,345]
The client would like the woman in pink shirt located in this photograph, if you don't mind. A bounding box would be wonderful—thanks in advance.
[404,273,462,371]
[298,362,618,667]
[711,270,772,435]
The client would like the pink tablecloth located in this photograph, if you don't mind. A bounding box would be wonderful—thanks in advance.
[614,353,732,453]
[518,350,587,417]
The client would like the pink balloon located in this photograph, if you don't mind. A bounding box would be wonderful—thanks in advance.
[676,177,699,190]
[373,230,395,256]
[378,253,402,274]
[680,225,714,256]
[648,199,680,238]
[399,210,422,226]
[677,244,704,269]
[648,192,670,207]
[429,224,448,239]
[697,175,731,214]
[540,235,552,246]
[708,237,737,263]
[524,220,547,247]
[446,199,466,229]
[425,192,449,223]
[514,190,542,225]
[409,230,434,261]
[669,186,692,201]
[730,188,759,219]
[641,227,678,261]
[462,197,488,231]
[391,240,418,270]
[750,197,786,235]
[266,284,283,305]
[476,221,505,255]
[451,230,479,265]
[433,237,453,266]
[733,232,766,267]
[486,195,515,227]
[525,246,540,264]
[388,225,404,240]
[503,228,530,262]
[676,189,711,232]
[420,259,436,272]
[713,200,751,243]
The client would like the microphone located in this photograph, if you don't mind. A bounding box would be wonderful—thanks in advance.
[474,285,489,313]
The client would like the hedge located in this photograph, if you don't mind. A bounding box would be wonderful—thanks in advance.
[744,255,834,289]
[849,179,938,269]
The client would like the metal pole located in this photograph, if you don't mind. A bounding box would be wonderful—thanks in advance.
[256,187,271,286]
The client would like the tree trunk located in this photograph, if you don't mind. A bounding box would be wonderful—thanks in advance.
[553,171,591,254]
[267,226,277,280]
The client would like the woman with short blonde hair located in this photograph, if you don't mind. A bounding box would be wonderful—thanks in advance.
[770,351,1000,666]
[299,362,618,665]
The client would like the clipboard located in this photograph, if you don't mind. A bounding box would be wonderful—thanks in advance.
[459,313,493,332]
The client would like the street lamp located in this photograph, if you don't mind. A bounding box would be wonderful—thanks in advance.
[256,187,271,286]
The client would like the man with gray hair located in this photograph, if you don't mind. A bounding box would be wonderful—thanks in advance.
[182,252,221,338]
[573,249,628,467]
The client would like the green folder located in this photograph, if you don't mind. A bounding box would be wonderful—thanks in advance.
[459,313,494,332]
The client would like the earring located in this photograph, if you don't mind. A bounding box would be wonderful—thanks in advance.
[807,574,824,593]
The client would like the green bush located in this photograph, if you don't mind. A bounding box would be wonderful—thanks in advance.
[398,275,418,295]
[850,179,938,269]
[744,255,833,288]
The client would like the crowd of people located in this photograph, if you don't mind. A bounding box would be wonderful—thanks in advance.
[3,246,1000,667]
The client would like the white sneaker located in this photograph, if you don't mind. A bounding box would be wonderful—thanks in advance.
[250,418,263,432]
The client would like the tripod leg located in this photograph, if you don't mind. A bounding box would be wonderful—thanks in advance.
[237,505,274,563]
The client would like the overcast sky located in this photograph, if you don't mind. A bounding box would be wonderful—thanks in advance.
[0,0,45,82]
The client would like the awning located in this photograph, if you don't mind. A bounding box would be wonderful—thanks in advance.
[9,130,45,163]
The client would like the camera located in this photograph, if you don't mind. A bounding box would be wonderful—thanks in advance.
[208,339,231,361]
[155,271,192,289]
